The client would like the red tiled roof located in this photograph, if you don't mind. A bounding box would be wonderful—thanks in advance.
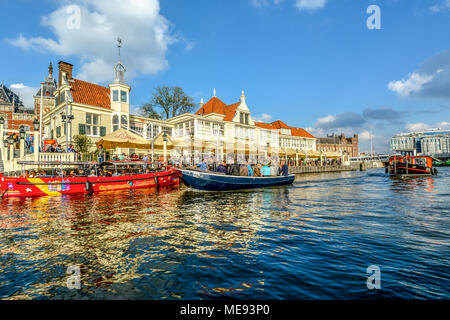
[197,98,315,138]
[223,102,240,121]
[254,122,276,130]
[255,121,315,138]
[291,127,315,138]
[196,97,227,115]
[270,120,291,129]
[195,97,240,121]
[71,79,110,109]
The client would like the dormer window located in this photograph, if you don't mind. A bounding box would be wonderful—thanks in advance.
[113,90,119,102]
[121,90,127,103]
[239,112,249,125]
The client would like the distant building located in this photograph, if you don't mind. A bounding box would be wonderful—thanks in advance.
[391,129,450,159]
[316,133,358,158]
[0,83,35,132]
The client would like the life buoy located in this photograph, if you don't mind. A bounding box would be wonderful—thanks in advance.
[44,107,50,113]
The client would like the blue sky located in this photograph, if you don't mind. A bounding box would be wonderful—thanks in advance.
[1,0,449,152]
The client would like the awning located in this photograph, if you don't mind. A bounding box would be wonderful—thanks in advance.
[96,128,151,150]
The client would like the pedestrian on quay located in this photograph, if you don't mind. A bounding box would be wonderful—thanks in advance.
[97,144,106,163]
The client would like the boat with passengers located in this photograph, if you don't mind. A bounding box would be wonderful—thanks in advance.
[177,168,295,191]
[386,155,437,177]
[0,160,180,198]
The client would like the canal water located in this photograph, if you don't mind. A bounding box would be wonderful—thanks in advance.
[0,168,449,299]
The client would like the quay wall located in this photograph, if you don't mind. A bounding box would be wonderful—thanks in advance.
[290,165,354,174]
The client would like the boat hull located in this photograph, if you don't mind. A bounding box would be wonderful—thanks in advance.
[178,169,295,191]
[0,169,180,198]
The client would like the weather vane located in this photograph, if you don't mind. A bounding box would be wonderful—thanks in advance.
[116,37,122,60]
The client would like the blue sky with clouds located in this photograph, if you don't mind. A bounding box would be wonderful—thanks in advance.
[1,0,449,153]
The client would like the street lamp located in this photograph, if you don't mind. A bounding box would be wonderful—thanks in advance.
[3,139,8,148]
[163,132,168,162]
[19,127,26,139]
[33,118,40,132]
[190,130,195,166]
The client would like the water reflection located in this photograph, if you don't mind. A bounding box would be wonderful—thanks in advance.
[1,169,449,299]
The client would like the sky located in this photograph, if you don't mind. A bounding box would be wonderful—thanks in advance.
[1,0,449,153]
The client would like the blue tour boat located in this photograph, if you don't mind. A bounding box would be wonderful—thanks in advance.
[177,169,295,191]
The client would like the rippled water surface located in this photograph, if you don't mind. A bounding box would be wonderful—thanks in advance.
[1,168,449,299]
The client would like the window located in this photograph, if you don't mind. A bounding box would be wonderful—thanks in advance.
[162,126,172,136]
[113,90,119,102]
[56,126,61,138]
[113,115,119,131]
[60,90,65,104]
[245,114,249,125]
[240,113,243,124]
[121,90,127,103]
[121,115,128,129]
[86,113,100,136]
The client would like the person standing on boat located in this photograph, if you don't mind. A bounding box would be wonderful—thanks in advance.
[261,163,271,177]
[254,164,261,177]
[269,162,278,176]
[215,161,227,174]
[246,161,254,176]
[281,161,289,176]
[196,159,208,171]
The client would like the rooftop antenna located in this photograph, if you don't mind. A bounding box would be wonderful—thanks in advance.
[213,88,216,97]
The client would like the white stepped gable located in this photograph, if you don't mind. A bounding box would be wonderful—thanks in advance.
[233,90,254,125]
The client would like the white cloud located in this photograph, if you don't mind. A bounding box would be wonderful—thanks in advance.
[8,0,175,84]
[10,83,38,108]
[295,0,327,11]
[250,0,282,7]
[316,114,336,126]
[358,130,375,142]
[405,121,450,132]
[430,0,450,12]
[253,113,273,122]
[388,72,435,97]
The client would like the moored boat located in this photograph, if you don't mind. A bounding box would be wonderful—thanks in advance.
[0,161,180,198]
[177,169,295,191]
[386,155,437,177]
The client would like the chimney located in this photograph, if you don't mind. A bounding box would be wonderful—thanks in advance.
[58,61,73,87]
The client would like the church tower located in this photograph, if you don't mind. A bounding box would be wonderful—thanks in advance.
[109,38,131,132]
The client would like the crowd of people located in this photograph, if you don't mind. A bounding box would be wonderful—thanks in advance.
[193,159,290,177]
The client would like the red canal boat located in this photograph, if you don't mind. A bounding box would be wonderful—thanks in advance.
[386,155,437,177]
[0,161,180,198]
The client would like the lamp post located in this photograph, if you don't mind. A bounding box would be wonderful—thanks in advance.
[7,135,14,164]
[163,132,168,162]
[33,118,40,163]
[19,126,25,159]
[0,117,4,163]
[190,130,195,166]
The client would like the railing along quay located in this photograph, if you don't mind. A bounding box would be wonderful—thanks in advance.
[290,165,354,174]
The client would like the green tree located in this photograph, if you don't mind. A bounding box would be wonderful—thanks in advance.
[73,134,92,153]
[140,86,196,120]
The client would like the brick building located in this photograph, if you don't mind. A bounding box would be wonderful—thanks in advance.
[0,83,35,132]
[316,133,358,158]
